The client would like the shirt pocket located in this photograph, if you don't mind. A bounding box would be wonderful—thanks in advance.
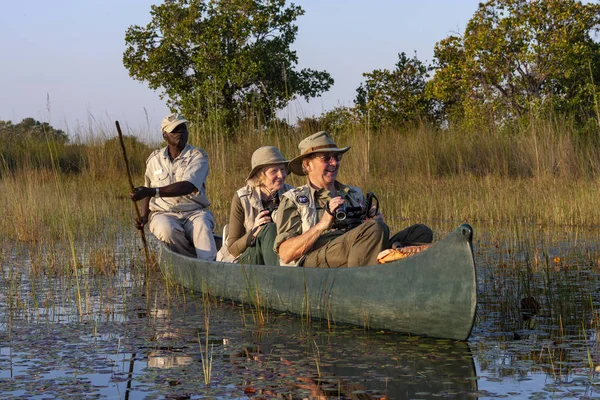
[175,160,189,181]
[154,171,171,186]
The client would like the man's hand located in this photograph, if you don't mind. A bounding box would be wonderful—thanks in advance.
[318,196,344,229]
[135,215,148,231]
[130,186,154,201]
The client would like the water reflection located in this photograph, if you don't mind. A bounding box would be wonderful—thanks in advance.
[6,226,600,398]
[215,311,479,399]
[148,350,193,369]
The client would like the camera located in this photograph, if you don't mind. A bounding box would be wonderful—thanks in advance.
[265,203,276,218]
[334,203,362,221]
[334,203,347,220]
[331,192,379,228]
[262,193,280,220]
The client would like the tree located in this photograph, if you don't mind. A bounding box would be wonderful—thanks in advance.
[354,52,433,130]
[123,0,333,132]
[0,118,68,143]
[426,36,469,125]
[429,0,600,128]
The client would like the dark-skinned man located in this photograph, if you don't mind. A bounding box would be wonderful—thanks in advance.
[130,113,217,260]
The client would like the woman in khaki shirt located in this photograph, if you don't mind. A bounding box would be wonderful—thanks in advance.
[217,146,293,265]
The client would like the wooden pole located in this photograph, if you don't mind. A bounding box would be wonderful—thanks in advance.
[115,121,151,267]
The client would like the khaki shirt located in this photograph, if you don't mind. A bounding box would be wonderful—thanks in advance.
[144,144,210,212]
[274,181,365,254]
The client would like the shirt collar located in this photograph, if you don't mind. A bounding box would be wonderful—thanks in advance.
[310,181,350,199]
[161,143,192,160]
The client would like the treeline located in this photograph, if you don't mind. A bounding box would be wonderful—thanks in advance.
[0,118,150,176]
[316,0,600,133]
[123,0,600,135]
[5,0,600,176]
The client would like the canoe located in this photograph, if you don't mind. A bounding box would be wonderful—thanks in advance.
[158,224,477,340]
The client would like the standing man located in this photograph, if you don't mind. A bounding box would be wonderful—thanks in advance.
[274,131,432,267]
[130,113,217,260]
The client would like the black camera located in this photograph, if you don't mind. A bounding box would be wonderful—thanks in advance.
[330,192,379,230]
[334,203,362,221]
[263,193,280,219]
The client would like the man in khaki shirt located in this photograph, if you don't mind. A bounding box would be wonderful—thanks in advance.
[130,113,217,260]
[274,131,432,267]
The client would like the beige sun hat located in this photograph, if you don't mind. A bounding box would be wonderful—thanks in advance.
[288,131,350,176]
[246,146,290,181]
[161,113,188,133]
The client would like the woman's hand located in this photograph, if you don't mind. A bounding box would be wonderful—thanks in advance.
[252,209,272,236]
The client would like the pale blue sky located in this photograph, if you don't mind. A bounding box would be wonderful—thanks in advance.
[0,1,480,141]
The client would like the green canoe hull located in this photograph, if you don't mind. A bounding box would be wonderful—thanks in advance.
[158,224,477,340]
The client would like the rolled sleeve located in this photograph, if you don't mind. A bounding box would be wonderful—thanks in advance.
[273,196,303,254]
[181,151,209,192]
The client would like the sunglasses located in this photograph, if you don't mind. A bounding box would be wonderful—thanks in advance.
[315,153,343,163]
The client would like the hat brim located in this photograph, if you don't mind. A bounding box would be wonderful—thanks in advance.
[162,119,188,133]
[288,146,351,176]
[246,161,291,181]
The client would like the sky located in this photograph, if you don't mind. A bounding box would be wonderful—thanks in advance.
[0,0,481,142]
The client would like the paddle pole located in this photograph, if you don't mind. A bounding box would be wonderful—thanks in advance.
[115,121,151,268]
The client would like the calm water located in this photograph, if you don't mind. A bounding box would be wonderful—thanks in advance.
[2,225,600,399]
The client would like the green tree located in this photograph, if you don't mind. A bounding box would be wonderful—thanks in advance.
[426,36,468,126]
[429,0,600,127]
[318,106,360,136]
[0,118,68,143]
[354,52,433,130]
[123,0,333,132]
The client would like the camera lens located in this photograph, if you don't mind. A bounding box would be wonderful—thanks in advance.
[335,204,347,220]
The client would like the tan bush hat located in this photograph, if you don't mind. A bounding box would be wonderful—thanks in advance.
[161,113,188,133]
[246,146,290,181]
[288,131,350,176]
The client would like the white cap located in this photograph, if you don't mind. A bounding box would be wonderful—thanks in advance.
[161,113,188,133]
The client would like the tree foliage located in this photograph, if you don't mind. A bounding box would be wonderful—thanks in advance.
[0,118,68,143]
[123,0,333,132]
[354,52,433,130]
[429,0,600,128]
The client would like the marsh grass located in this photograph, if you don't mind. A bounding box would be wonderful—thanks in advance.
[4,115,600,245]
[241,266,269,326]
[4,114,600,346]
[199,289,213,386]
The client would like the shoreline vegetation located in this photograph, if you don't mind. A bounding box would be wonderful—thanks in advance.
[2,116,600,247]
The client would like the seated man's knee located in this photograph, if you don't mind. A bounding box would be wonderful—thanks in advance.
[362,219,388,238]
[415,224,433,243]
[151,219,185,243]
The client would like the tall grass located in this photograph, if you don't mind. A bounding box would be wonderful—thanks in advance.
[2,114,600,248]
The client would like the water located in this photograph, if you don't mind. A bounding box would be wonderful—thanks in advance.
[2,226,600,399]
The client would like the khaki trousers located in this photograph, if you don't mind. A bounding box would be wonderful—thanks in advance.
[303,219,389,268]
[302,221,433,268]
[149,209,217,260]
